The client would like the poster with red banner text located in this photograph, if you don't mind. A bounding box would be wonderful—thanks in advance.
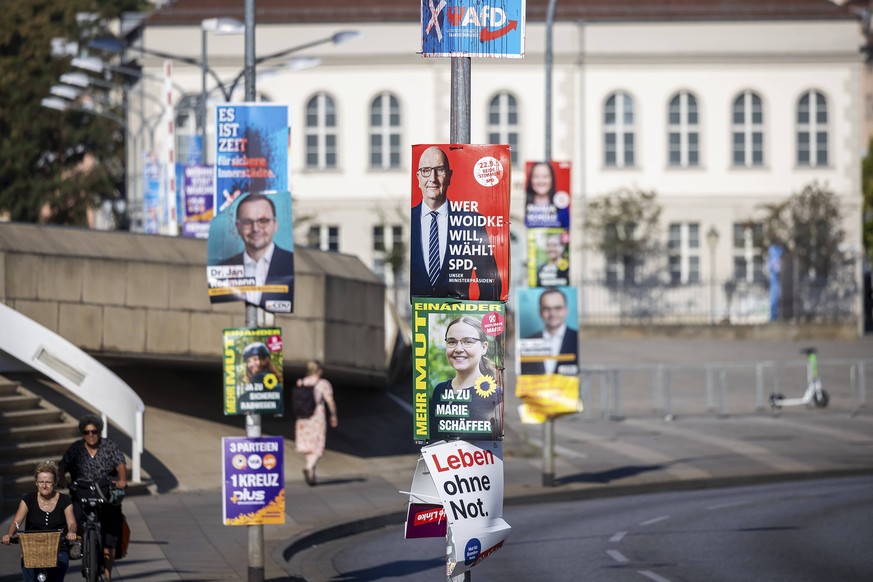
[420,440,510,577]
[410,144,510,302]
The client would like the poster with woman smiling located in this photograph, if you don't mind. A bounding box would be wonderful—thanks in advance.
[411,299,506,443]
[523,160,571,229]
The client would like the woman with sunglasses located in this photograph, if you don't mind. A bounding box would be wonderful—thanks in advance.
[57,414,127,581]
[2,461,77,581]
[428,316,504,442]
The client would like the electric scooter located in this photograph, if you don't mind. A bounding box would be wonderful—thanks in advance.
[769,347,829,409]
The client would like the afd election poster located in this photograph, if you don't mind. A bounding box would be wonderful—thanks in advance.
[418,440,510,577]
[527,227,570,288]
[181,164,214,239]
[524,160,571,229]
[222,328,284,416]
[516,287,581,423]
[411,144,511,302]
[206,191,294,313]
[421,0,525,58]
[222,436,285,525]
[411,300,506,443]
[214,103,291,214]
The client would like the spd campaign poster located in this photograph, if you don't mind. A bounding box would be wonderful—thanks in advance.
[206,191,294,313]
[527,227,570,288]
[222,328,285,416]
[421,0,525,58]
[411,144,511,302]
[418,440,510,577]
[516,287,581,423]
[411,300,506,443]
[222,436,285,525]
[214,103,290,214]
[181,164,214,239]
[524,160,571,229]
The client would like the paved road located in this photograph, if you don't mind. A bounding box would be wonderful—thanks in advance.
[296,475,873,582]
[0,337,871,581]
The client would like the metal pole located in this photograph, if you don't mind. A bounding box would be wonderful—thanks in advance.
[447,54,473,581]
[709,246,716,325]
[243,4,264,582]
[245,2,256,103]
[545,0,556,161]
[543,419,555,486]
[200,27,207,157]
[450,58,471,144]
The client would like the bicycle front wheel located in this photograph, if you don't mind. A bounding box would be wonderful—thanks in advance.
[84,530,101,582]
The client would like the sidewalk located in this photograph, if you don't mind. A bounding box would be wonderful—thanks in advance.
[1,337,872,581]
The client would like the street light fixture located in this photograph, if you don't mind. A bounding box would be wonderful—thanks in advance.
[50,84,81,101]
[706,226,720,325]
[220,30,361,100]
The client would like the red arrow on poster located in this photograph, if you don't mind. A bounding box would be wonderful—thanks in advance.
[479,20,518,42]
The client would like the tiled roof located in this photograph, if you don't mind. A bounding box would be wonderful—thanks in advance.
[146,0,856,26]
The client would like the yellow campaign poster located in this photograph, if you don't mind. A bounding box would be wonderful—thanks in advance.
[411,300,506,443]
[515,287,581,423]
[223,327,284,415]
[516,375,582,424]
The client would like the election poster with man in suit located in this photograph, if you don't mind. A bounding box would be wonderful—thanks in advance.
[516,286,582,423]
[410,144,510,302]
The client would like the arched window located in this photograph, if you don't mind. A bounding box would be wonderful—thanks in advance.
[487,92,519,165]
[732,91,764,167]
[604,91,634,167]
[797,90,828,167]
[369,92,401,169]
[667,91,699,167]
[305,92,337,169]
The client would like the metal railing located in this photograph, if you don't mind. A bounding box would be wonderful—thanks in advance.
[579,358,871,420]
[576,274,859,325]
[0,304,144,483]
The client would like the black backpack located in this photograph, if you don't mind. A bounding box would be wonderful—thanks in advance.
[292,380,318,419]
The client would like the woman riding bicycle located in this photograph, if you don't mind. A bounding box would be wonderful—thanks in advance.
[2,461,78,582]
[57,414,127,581]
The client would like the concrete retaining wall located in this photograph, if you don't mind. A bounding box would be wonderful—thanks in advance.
[0,223,386,385]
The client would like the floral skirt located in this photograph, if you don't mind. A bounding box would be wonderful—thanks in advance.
[294,403,326,457]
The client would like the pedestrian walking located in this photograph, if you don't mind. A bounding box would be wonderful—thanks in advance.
[293,360,338,486]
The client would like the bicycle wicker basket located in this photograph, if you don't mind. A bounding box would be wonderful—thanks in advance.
[18,530,61,568]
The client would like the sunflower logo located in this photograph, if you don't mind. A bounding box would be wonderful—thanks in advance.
[474,375,497,398]
[263,373,278,389]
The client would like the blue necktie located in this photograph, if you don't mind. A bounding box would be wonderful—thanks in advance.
[428,211,440,289]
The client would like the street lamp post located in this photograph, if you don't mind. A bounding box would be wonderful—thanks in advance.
[200,18,245,159]
[707,226,720,325]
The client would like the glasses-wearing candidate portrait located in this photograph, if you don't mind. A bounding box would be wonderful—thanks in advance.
[410,145,503,301]
[518,287,579,377]
[428,315,504,441]
[209,192,295,312]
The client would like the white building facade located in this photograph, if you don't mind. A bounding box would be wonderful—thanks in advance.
[133,0,865,325]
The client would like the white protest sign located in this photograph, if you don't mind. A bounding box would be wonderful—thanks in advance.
[420,440,510,575]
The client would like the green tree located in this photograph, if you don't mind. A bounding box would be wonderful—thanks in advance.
[0,0,147,226]
[584,187,663,282]
[862,138,873,263]
[758,181,845,281]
